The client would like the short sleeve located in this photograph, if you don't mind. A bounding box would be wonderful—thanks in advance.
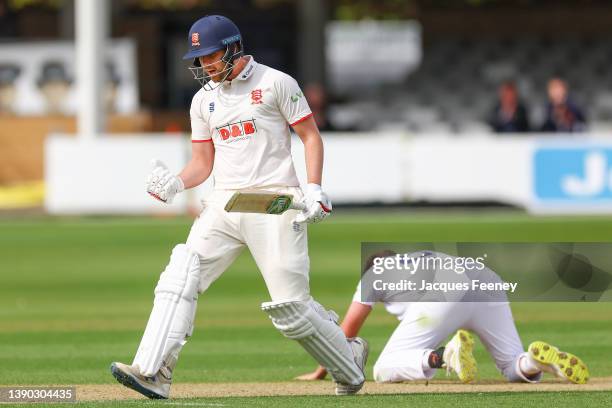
[274,73,313,126]
[352,280,376,307]
[190,92,212,142]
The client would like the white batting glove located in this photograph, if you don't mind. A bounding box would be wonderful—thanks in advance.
[295,184,332,224]
[146,159,184,204]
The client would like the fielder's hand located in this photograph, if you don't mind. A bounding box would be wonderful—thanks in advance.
[146,159,184,204]
[294,366,328,381]
[295,183,332,224]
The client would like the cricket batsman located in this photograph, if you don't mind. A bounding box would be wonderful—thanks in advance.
[110,15,367,398]
[297,250,590,385]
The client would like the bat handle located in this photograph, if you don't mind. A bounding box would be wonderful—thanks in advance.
[291,201,307,211]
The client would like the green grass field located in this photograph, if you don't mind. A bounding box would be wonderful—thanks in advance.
[1,210,612,406]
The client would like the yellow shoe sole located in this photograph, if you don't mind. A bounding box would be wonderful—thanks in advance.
[528,341,590,384]
[455,330,478,383]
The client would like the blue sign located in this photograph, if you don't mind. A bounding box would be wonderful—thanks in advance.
[534,148,612,201]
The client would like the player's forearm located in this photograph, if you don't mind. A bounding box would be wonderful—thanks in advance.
[340,302,372,338]
[302,134,324,185]
[179,156,213,189]
[293,117,324,185]
[178,142,215,189]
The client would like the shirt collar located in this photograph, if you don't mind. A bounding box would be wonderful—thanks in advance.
[235,56,257,81]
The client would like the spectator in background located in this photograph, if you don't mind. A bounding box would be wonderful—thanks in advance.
[489,81,530,133]
[541,77,586,132]
[105,62,121,114]
[0,64,21,115]
[37,61,72,115]
[304,83,336,132]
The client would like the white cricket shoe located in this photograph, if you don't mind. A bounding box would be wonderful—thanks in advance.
[443,330,477,383]
[110,361,171,399]
[335,337,369,396]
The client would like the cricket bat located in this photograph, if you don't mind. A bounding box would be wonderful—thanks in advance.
[224,190,306,215]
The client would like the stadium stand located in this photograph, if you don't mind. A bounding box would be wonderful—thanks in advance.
[329,36,612,134]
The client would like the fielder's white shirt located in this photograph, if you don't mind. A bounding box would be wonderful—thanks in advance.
[190,56,312,189]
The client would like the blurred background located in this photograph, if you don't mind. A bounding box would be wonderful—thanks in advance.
[1,0,612,214]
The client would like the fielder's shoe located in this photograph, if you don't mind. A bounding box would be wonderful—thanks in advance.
[528,341,590,384]
[443,330,477,383]
[335,337,369,396]
[110,362,170,399]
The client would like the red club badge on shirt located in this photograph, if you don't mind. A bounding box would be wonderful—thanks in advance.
[251,89,263,105]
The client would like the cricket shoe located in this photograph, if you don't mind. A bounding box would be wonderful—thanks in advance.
[528,341,590,384]
[335,337,369,396]
[443,330,477,383]
[110,362,170,399]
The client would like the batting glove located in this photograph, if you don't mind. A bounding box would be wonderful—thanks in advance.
[295,183,332,224]
[146,159,184,204]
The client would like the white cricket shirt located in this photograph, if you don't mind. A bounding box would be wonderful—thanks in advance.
[189,56,312,189]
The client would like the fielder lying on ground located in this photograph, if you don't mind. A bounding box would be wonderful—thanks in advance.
[297,250,590,385]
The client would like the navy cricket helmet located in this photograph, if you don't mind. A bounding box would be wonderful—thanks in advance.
[183,15,242,62]
[183,15,244,90]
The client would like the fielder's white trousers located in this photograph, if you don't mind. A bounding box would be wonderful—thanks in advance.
[186,187,310,302]
[373,302,541,383]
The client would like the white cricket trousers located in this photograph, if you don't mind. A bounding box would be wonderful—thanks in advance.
[186,187,310,302]
[373,302,540,383]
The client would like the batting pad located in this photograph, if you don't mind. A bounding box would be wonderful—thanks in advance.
[133,244,200,377]
[262,299,364,386]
